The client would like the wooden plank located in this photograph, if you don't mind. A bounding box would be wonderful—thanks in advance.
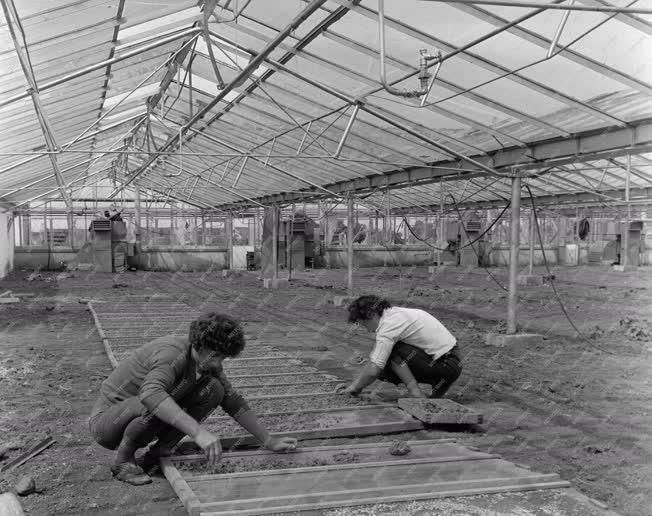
[160,458,202,516]
[224,360,304,369]
[199,479,570,516]
[218,419,425,449]
[206,403,397,421]
[0,437,56,473]
[236,382,340,397]
[230,376,339,388]
[195,471,569,514]
[228,370,324,379]
[167,438,457,462]
[241,391,338,401]
[207,405,418,435]
[184,455,499,482]
[226,366,320,375]
[88,302,118,369]
[228,355,293,361]
[188,455,560,497]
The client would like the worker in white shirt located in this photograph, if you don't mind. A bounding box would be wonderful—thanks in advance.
[338,295,461,398]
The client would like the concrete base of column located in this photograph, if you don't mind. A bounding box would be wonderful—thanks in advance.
[485,333,543,347]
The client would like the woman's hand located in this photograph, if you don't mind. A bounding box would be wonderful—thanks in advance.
[265,436,298,452]
[194,428,222,467]
[335,383,360,396]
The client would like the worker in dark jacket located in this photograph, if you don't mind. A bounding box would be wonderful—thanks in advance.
[89,312,297,485]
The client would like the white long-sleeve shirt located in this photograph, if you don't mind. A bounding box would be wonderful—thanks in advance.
[369,307,456,368]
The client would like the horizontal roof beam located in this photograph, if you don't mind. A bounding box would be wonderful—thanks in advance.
[224,118,652,207]
[390,186,652,213]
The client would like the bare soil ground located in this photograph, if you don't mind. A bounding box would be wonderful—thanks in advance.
[0,265,650,515]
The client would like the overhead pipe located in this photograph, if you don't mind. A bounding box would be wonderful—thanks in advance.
[378,0,436,98]
[203,30,510,178]
[419,53,442,107]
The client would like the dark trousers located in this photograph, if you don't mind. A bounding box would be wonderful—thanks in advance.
[89,376,224,451]
[379,342,462,398]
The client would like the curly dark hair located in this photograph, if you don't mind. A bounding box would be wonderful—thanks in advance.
[347,295,392,324]
[188,312,245,357]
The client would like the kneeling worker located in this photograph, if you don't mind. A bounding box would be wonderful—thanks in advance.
[89,312,297,485]
[339,295,462,399]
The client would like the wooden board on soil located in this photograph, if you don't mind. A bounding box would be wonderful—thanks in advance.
[161,439,570,516]
[398,398,483,425]
[205,406,425,448]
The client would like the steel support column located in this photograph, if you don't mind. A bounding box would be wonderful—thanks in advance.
[528,209,535,275]
[623,154,631,267]
[507,175,522,334]
[347,193,354,295]
[272,205,279,281]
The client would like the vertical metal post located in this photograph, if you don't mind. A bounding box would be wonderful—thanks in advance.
[623,153,631,268]
[324,202,329,246]
[226,211,233,269]
[146,206,151,247]
[201,212,206,246]
[288,204,294,281]
[134,188,142,249]
[528,209,535,275]
[170,204,175,248]
[272,205,279,281]
[507,175,521,335]
[574,206,580,265]
[42,208,47,247]
[438,180,444,265]
[67,212,74,249]
[22,212,30,246]
[347,194,354,295]
[248,216,255,247]
[48,204,54,250]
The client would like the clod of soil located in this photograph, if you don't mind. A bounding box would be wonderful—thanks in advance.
[619,316,651,341]
[389,441,411,456]
[15,475,36,496]
[332,451,359,463]
[0,445,9,460]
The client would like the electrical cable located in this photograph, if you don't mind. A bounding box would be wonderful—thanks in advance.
[448,193,507,291]
[525,185,614,355]
[402,201,510,252]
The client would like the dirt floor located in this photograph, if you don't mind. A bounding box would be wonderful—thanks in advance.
[0,265,650,515]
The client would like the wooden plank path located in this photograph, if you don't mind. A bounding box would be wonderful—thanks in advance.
[88,276,571,516]
[161,440,570,516]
